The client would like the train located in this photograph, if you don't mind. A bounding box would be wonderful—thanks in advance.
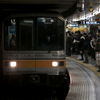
[2,13,70,99]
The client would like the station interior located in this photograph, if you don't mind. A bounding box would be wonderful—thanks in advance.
[0,0,100,100]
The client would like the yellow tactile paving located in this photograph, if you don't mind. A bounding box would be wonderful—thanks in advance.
[66,57,100,77]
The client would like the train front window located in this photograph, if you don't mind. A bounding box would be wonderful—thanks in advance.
[4,17,64,51]
[4,19,17,50]
[37,17,64,50]
[19,18,35,50]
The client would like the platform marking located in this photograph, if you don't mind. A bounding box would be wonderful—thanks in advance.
[66,58,96,100]
[66,57,100,77]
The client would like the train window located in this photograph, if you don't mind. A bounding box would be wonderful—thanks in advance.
[37,17,64,50]
[4,17,64,51]
[19,18,35,50]
[4,18,17,50]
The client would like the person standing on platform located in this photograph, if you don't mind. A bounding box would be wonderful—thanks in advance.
[66,32,72,56]
[95,30,100,72]
[88,32,93,57]
[74,31,80,57]
[90,36,96,60]
[71,32,75,54]
[83,33,89,63]
[66,31,70,56]
[79,34,85,60]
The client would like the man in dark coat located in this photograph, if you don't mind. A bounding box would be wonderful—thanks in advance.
[83,33,89,63]
[66,32,72,56]
[74,31,81,55]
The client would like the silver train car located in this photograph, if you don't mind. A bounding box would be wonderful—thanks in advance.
[2,13,70,98]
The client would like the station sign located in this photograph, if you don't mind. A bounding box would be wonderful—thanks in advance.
[82,21,100,25]
[69,24,79,27]
[68,21,78,24]
[67,23,79,27]
[9,26,16,34]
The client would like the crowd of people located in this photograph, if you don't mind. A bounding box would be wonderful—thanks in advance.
[66,30,100,72]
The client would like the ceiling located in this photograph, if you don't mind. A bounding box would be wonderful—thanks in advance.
[67,0,100,21]
[0,0,77,19]
[0,0,100,21]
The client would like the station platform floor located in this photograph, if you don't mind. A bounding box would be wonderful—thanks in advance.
[66,55,100,100]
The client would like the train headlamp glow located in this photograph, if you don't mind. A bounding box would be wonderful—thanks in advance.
[10,61,16,67]
[52,62,58,67]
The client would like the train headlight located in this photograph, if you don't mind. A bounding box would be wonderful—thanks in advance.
[10,61,17,67]
[52,61,58,67]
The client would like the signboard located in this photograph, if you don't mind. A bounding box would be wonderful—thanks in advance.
[89,3,93,12]
[67,24,78,27]
[38,18,54,25]
[82,21,100,25]
[8,26,16,45]
[69,24,78,27]
[9,26,16,34]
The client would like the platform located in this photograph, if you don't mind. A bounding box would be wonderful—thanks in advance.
[66,57,100,100]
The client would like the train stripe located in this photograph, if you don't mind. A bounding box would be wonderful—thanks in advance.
[3,60,66,68]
